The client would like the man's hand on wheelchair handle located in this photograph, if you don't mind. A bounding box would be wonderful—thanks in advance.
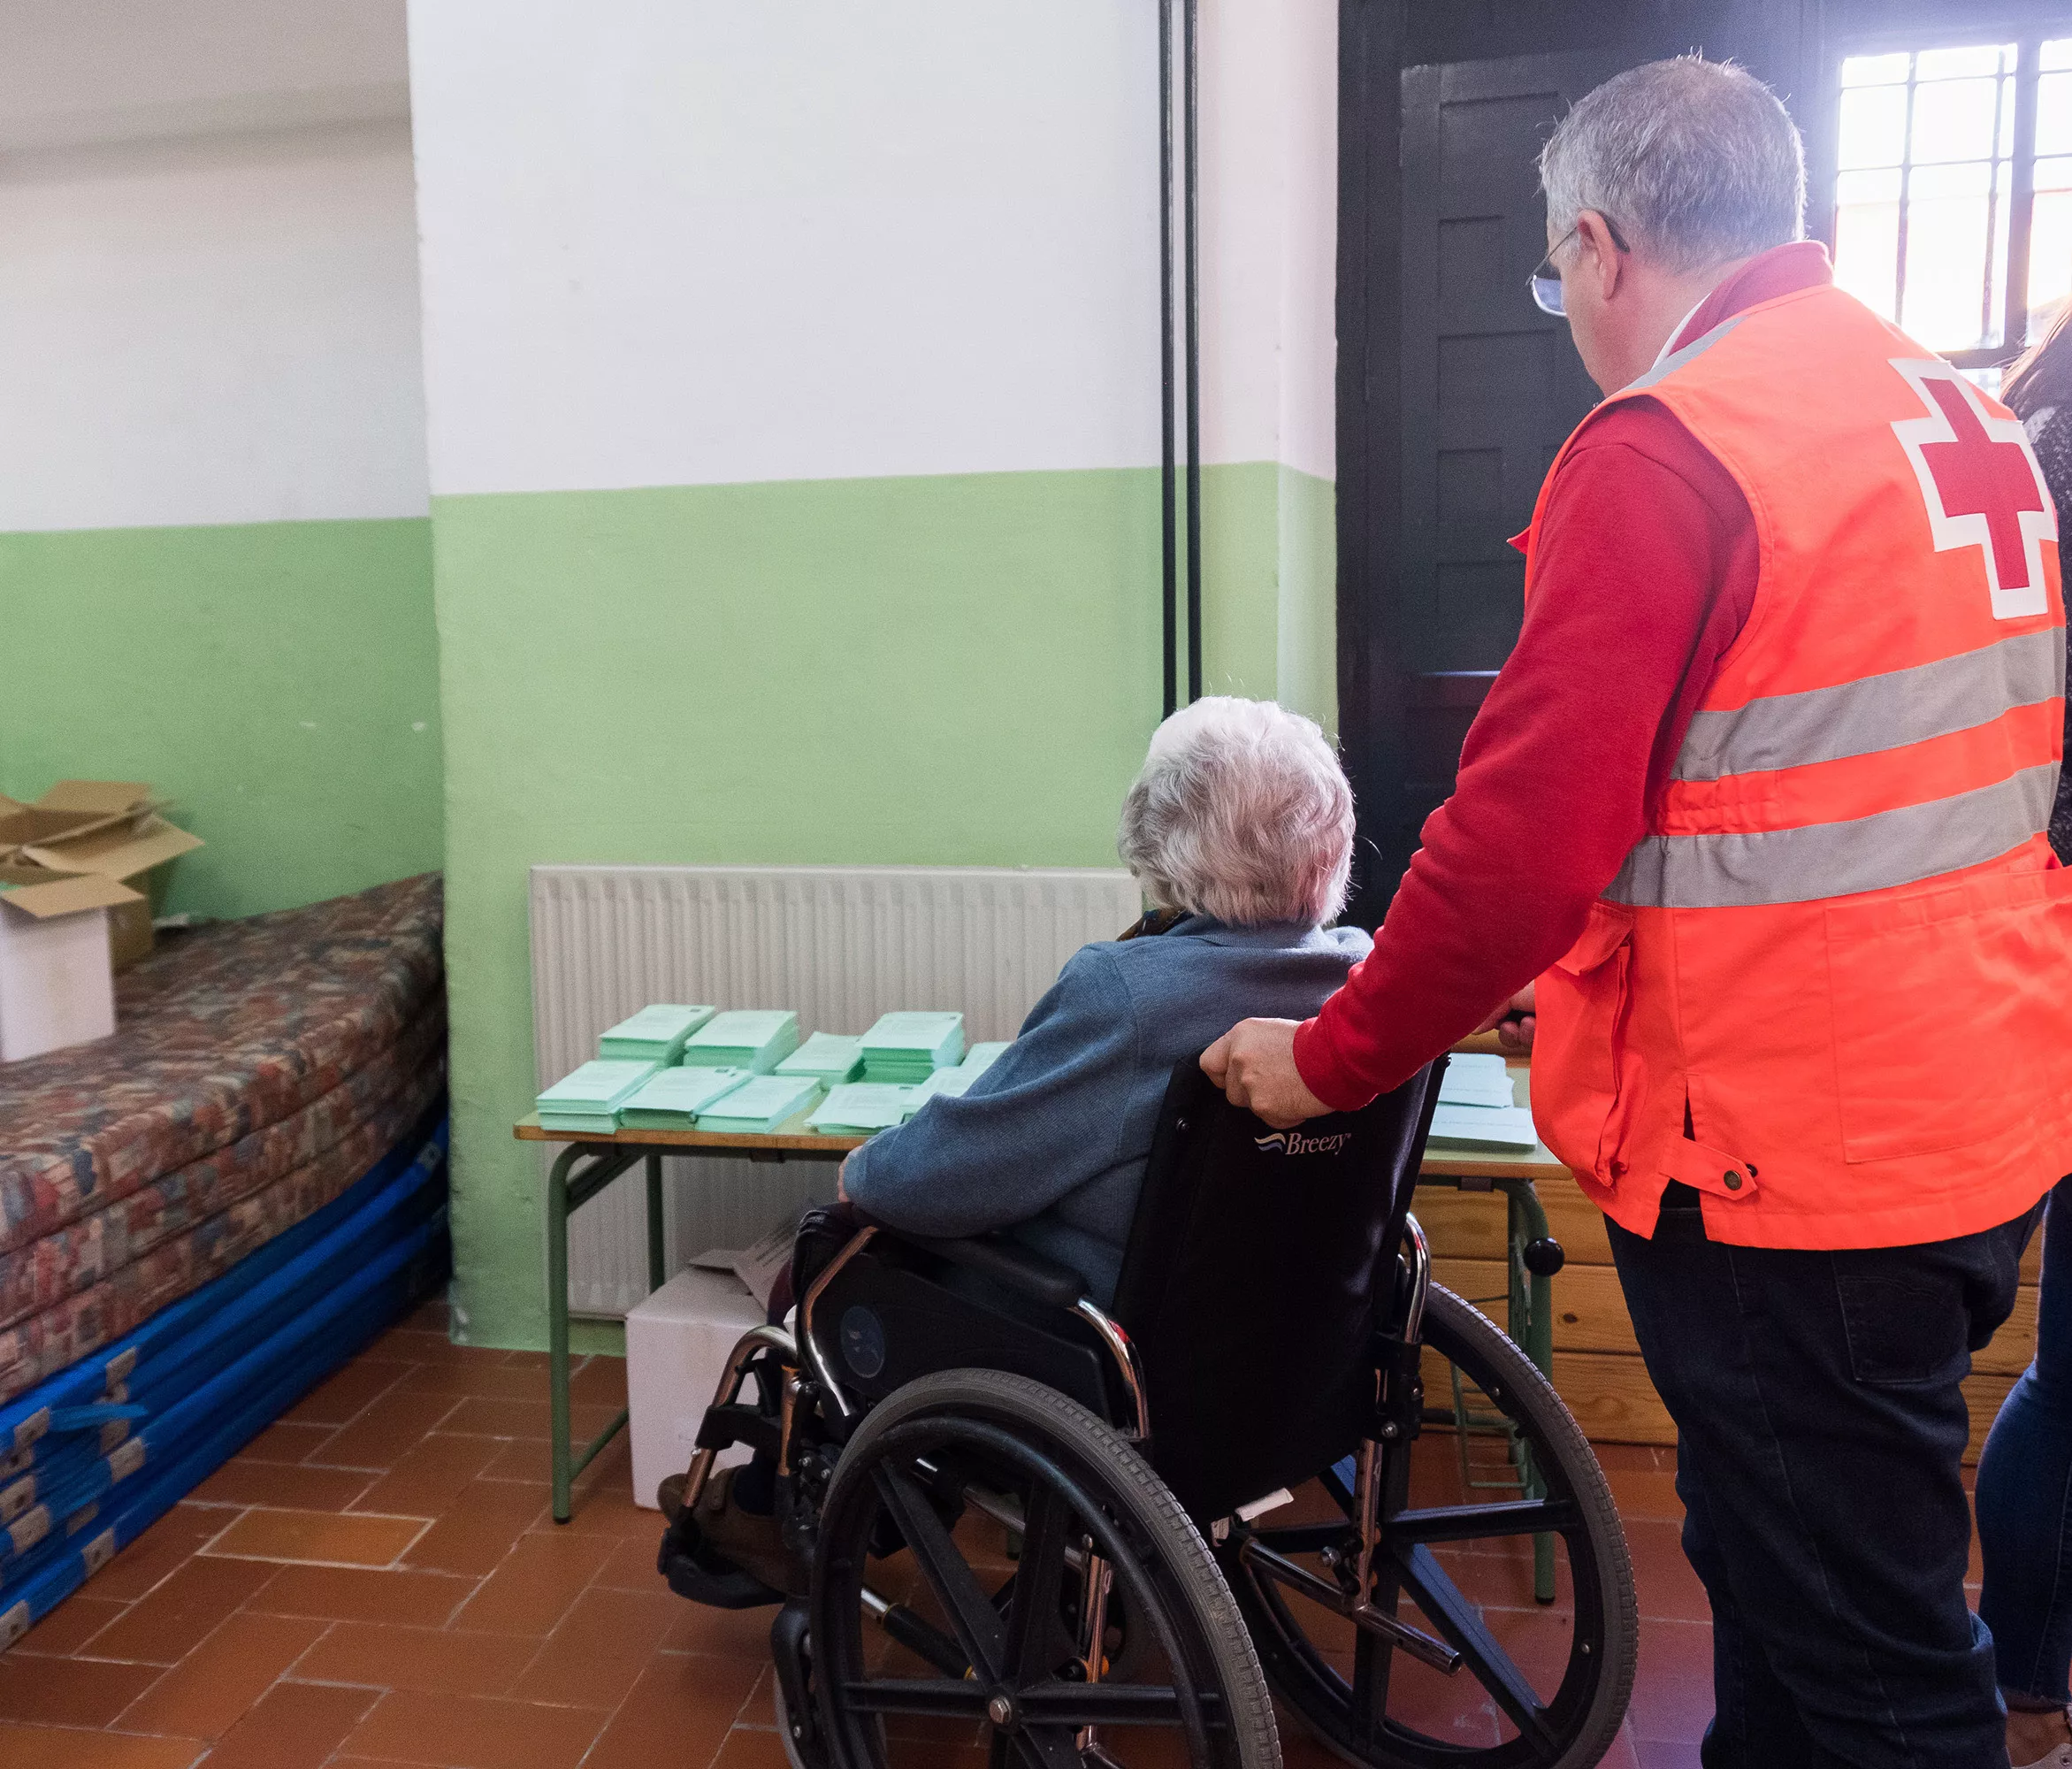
[1474,981,1537,1053]
[1201,1018,1333,1129]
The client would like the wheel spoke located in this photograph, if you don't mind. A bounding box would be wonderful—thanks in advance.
[871,1464,1007,1682]
[1018,1683,1207,1727]
[839,1680,991,1718]
[1249,1520,1357,1554]
[1006,1482,1074,1681]
[1395,1543,1560,1753]
[1387,1498,1579,1544]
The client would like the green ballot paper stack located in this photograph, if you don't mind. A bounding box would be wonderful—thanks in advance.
[860,1011,966,1082]
[598,1004,715,1063]
[960,1041,1010,1076]
[618,1066,751,1129]
[693,1074,823,1134]
[775,1032,866,1087]
[807,1082,923,1136]
[682,1009,801,1074]
[903,1067,976,1117]
[535,1059,659,1133]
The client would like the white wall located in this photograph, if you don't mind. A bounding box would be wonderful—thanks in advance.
[408,0,1336,499]
[0,0,428,532]
[0,126,430,532]
[1199,0,1338,482]
[0,0,409,150]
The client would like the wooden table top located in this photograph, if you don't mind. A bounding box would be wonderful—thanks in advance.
[514,1112,861,1153]
[515,1055,1568,1181]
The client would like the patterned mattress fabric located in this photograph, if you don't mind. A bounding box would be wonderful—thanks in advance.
[0,1038,447,1405]
[0,874,444,1259]
[0,1006,447,1334]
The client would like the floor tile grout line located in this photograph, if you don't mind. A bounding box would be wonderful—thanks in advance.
[294,1358,425,1464]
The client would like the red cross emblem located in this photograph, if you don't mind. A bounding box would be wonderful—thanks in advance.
[1890,358,2057,620]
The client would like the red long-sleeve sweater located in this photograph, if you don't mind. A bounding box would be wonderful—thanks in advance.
[1294,242,1836,1110]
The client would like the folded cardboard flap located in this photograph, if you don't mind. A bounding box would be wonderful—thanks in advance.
[20,819,204,881]
[0,783,201,969]
[0,869,142,922]
[34,781,155,816]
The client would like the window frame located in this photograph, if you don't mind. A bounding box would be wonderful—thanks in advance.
[1818,10,2072,371]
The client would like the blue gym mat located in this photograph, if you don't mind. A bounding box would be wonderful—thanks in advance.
[0,1099,449,1651]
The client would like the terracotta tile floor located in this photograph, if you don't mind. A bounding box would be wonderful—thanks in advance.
[0,1298,1858,1767]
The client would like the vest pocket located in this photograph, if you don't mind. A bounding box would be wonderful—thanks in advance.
[1536,901,1637,1180]
[1824,865,2072,1164]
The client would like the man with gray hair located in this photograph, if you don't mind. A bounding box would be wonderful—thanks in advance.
[1210,55,2070,1767]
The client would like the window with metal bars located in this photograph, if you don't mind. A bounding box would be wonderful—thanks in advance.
[1831,36,2072,385]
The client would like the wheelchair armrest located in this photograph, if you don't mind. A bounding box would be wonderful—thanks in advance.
[898,1232,1090,1313]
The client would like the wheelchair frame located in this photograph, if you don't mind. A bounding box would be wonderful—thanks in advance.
[658,1061,1637,1769]
[675,1209,1463,1682]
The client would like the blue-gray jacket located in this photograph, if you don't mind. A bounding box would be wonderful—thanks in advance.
[842,916,1372,1306]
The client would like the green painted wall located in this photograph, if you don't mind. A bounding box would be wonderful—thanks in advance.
[432,463,1332,1350]
[0,517,444,921]
[1196,463,1337,734]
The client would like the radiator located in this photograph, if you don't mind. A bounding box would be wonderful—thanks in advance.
[529,863,1144,1316]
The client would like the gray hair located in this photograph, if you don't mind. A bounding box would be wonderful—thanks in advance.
[1118,697,1354,928]
[1539,57,1805,273]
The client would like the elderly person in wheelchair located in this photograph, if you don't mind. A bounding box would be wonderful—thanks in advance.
[658,698,1638,1769]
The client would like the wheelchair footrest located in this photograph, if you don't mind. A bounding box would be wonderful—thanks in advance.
[656,1512,787,1611]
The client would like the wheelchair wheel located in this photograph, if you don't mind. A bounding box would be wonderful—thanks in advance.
[811,1367,1280,1769]
[1224,1284,1636,1769]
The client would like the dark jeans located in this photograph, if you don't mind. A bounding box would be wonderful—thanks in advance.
[1977,1176,2072,1706]
[1609,1189,2036,1768]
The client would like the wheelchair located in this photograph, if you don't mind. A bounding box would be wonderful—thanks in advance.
[657,1057,1639,1769]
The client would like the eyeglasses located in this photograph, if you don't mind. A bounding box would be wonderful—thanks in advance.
[1530,213,1632,317]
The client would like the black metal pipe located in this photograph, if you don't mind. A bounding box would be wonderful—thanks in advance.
[1159,0,1178,719]
[1182,0,1203,704]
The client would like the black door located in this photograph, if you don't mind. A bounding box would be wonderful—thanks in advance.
[1336,4,1825,923]
[1349,48,1624,909]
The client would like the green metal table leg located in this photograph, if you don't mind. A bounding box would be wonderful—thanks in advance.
[1497,1177,1558,1604]
[646,1153,667,1293]
[547,1144,579,1525]
[547,1144,647,1524]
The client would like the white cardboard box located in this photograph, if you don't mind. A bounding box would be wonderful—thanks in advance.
[0,871,139,1063]
[625,1267,768,1511]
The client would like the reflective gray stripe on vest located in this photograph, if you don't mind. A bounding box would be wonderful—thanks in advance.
[1675,628,2068,782]
[1606,762,2061,907]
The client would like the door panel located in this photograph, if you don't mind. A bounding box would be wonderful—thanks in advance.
[1399,54,1618,681]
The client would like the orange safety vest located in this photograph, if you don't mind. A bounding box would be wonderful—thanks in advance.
[1527,281,2072,1249]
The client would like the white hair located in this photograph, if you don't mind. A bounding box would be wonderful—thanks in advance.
[1117,697,1354,928]
[1540,57,1805,274]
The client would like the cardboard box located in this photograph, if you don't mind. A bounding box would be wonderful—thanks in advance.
[0,782,202,970]
[624,1267,766,1510]
[0,869,142,1063]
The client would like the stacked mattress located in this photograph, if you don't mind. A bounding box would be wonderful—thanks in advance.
[0,873,447,1404]
[0,873,450,1646]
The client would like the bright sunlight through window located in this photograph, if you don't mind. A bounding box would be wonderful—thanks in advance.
[1834,40,2072,370]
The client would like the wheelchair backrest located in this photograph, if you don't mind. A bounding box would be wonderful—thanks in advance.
[1110,1055,1446,1522]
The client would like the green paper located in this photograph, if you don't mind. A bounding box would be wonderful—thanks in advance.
[681,1008,802,1073]
[807,1082,923,1135]
[693,1074,824,1133]
[618,1065,751,1127]
[537,1059,659,1114]
[599,1003,715,1061]
[776,1032,866,1084]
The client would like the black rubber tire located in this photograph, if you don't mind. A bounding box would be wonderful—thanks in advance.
[1227,1284,1637,1769]
[812,1367,1281,1769]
